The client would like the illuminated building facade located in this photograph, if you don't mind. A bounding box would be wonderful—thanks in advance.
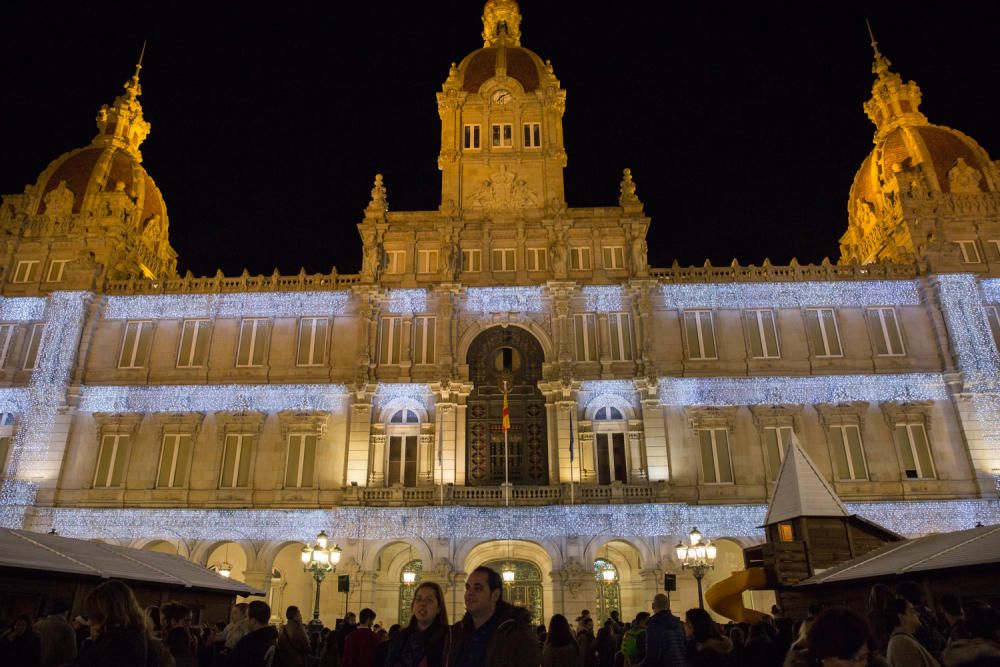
[1,0,999,623]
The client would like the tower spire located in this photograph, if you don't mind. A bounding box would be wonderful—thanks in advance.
[93,43,152,159]
[861,25,927,141]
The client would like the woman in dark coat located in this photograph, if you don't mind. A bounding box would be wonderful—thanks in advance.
[543,614,582,667]
[75,580,174,667]
[384,582,450,667]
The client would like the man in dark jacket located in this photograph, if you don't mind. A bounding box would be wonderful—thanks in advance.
[231,600,279,667]
[638,594,686,667]
[448,566,541,667]
[274,605,312,667]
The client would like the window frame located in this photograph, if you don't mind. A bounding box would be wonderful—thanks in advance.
[602,246,625,270]
[570,246,592,271]
[745,309,781,359]
[176,319,211,369]
[956,240,982,263]
[683,310,718,360]
[45,259,69,283]
[296,317,329,367]
[462,248,482,273]
[491,123,513,148]
[284,432,318,488]
[867,307,906,357]
[698,428,734,484]
[491,248,516,272]
[235,318,270,368]
[574,313,599,362]
[93,433,131,488]
[894,422,936,480]
[412,316,436,366]
[986,305,1000,349]
[156,433,194,488]
[828,423,869,481]
[463,124,481,150]
[385,250,406,274]
[0,324,15,368]
[526,247,547,272]
[219,432,255,488]
[23,323,45,370]
[12,260,40,284]
[118,320,154,369]
[804,308,843,358]
[417,249,439,274]
[607,312,633,361]
[522,122,541,148]
[761,425,792,481]
[379,316,403,365]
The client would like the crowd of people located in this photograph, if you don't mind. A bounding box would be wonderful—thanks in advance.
[1,573,998,667]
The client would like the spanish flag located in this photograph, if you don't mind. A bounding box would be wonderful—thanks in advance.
[502,388,510,433]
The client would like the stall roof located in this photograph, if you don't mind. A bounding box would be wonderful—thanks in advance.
[798,523,1000,586]
[0,528,262,596]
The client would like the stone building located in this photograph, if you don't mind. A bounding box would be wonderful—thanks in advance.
[0,0,999,625]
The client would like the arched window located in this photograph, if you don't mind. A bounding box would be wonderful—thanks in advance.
[386,410,420,486]
[593,405,628,484]
[593,558,621,624]
[397,559,422,624]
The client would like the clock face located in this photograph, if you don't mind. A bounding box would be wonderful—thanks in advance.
[492,90,511,105]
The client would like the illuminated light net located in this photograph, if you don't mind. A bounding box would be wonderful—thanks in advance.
[661,280,922,310]
[32,499,1000,542]
[80,384,348,413]
[104,291,352,320]
[465,287,544,313]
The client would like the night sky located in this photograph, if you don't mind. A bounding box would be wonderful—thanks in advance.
[2,1,999,277]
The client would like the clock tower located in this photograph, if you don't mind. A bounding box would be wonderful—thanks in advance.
[436,0,567,214]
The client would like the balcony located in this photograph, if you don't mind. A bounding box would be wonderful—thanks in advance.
[341,481,664,507]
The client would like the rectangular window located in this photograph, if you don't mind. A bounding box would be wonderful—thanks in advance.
[570,247,592,270]
[12,260,39,284]
[894,423,936,480]
[867,307,905,356]
[602,246,625,270]
[0,324,15,368]
[0,436,10,476]
[45,259,69,283]
[156,434,192,488]
[574,314,599,362]
[778,523,795,542]
[296,317,329,367]
[118,321,153,369]
[23,323,44,370]
[385,250,406,274]
[236,319,270,367]
[379,317,403,365]
[683,310,717,360]
[523,122,541,148]
[608,312,633,361]
[463,124,481,150]
[176,320,210,368]
[957,240,982,263]
[285,434,317,488]
[220,433,254,488]
[387,435,418,486]
[526,247,547,271]
[492,248,515,272]
[491,123,513,147]
[746,309,780,359]
[699,428,734,484]
[417,249,439,274]
[94,434,130,488]
[989,240,1000,259]
[987,306,1000,349]
[829,424,868,481]
[762,426,792,481]
[412,316,436,365]
[595,432,628,484]
[805,308,843,357]
[462,249,482,273]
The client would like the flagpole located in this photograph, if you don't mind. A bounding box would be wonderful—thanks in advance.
[503,380,510,507]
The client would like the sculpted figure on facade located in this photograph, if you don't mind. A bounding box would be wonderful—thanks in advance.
[631,235,649,277]
[549,227,568,278]
[948,157,983,194]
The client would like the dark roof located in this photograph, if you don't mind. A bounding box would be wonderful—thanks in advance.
[0,528,261,596]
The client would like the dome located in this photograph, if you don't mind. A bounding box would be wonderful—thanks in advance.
[31,144,168,226]
[458,45,546,94]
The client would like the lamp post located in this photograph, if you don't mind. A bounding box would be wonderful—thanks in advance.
[301,530,341,630]
[675,527,717,609]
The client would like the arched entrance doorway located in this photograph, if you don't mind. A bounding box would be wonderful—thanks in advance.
[466,326,548,485]
[482,559,544,624]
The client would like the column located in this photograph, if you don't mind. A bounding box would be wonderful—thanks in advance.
[597,313,612,374]
[346,401,374,486]
[554,401,578,484]
[641,399,669,482]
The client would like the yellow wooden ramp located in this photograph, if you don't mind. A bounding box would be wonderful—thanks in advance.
[704,567,769,623]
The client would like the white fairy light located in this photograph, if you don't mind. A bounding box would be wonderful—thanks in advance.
[0,292,86,525]
[0,389,30,415]
[79,384,348,413]
[465,287,544,313]
[28,498,1000,542]
[582,286,626,312]
[104,291,352,320]
[660,280,921,310]
[383,289,429,313]
[937,274,1000,392]
[375,384,431,410]
[0,297,47,321]
[581,380,638,405]
[659,373,948,406]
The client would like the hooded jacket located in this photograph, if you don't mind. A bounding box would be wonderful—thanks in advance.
[447,600,541,667]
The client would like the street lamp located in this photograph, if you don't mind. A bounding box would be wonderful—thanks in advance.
[675,527,717,609]
[301,530,341,629]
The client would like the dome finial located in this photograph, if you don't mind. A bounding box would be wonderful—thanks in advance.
[861,24,927,140]
[482,0,522,47]
[93,44,152,158]
[865,19,891,79]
